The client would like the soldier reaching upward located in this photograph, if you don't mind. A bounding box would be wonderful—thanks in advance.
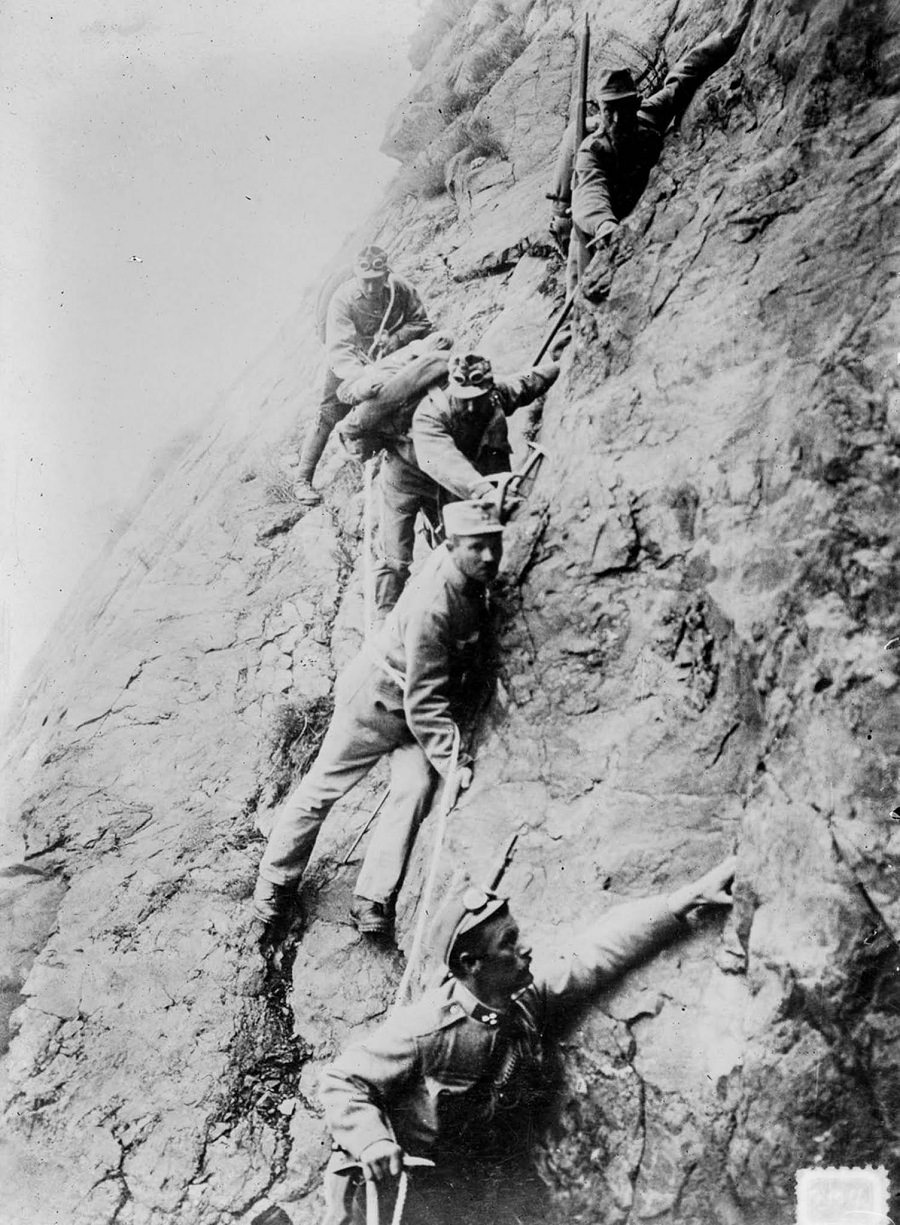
[569,0,754,286]
[252,502,503,938]
[319,856,737,1225]
[294,246,433,505]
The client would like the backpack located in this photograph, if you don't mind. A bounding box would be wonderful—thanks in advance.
[314,265,354,344]
[338,352,450,461]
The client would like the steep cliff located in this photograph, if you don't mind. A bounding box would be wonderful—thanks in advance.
[2,0,898,1222]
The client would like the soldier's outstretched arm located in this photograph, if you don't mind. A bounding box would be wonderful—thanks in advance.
[642,0,756,134]
[721,0,754,53]
[492,363,561,419]
[667,854,737,916]
[537,855,736,1011]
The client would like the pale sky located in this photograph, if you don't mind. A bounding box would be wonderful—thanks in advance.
[0,0,422,713]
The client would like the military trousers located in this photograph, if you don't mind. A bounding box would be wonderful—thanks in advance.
[298,368,352,483]
[374,454,444,619]
[322,1158,550,1225]
[258,654,438,904]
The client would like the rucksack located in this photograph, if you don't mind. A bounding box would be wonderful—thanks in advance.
[314,265,354,344]
[338,352,450,460]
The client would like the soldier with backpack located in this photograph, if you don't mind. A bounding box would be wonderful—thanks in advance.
[295,246,433,505]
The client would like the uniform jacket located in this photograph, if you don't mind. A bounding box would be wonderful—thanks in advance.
[572,31,738,238]
[367,544,491,778]
[326,274,432,384]
[407,364,559,498]
[321,897,683,1162]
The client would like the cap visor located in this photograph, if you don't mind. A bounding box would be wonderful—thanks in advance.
[599,89,639,101]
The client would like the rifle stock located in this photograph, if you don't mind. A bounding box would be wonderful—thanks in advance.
[570,14,591,285]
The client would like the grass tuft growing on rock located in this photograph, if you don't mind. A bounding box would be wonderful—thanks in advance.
[268,696,334,794]
[466,24,529,93]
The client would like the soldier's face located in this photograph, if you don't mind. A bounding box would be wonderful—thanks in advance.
[474,912,533,996]
[357,272,388,300]
[449,532,503,584]
[602,98,638,142]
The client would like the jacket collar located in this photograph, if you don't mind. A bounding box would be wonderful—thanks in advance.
[451,980,505,1027]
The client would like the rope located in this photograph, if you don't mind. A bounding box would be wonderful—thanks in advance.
[367,275,397,361]
[363,456,377,635]
[365,1180,379,1225]
[393,726,461,1009]
[390,1171,409,1225]
[363,1170,410,1225]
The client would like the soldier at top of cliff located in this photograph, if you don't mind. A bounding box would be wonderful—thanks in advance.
[294,245,433,505]
[567,0,754,287]
[319,856,736,1225]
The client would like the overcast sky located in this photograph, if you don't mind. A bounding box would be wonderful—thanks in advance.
[0,0,422,713]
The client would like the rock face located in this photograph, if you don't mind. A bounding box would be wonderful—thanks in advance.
[2,1,899,1223]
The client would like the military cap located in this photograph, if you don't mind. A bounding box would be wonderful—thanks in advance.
[597,68,640,102]
[447,352,494,400]
[431,884,509,966]
[354,245,390,279]
[442,500,503,537]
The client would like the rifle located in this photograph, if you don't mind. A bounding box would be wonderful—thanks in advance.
[574,14,590,153]
[533,14,592,363]
[570,14,591,285]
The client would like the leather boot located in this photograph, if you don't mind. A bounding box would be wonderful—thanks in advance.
[350,897,393,936]
[296,417,335,488]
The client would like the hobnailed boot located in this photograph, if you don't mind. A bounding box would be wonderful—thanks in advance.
[350,896,393,937]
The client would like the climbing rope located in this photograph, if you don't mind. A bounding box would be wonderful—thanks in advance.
[393,726,461,1008]
[363,456,377,635]
[367,275,397,361]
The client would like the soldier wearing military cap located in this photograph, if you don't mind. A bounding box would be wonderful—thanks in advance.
[373,349,559,618]
[252,502,503,937]
[319,856,737,1224]
[294,245,433,505]
[563,0,754,288]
